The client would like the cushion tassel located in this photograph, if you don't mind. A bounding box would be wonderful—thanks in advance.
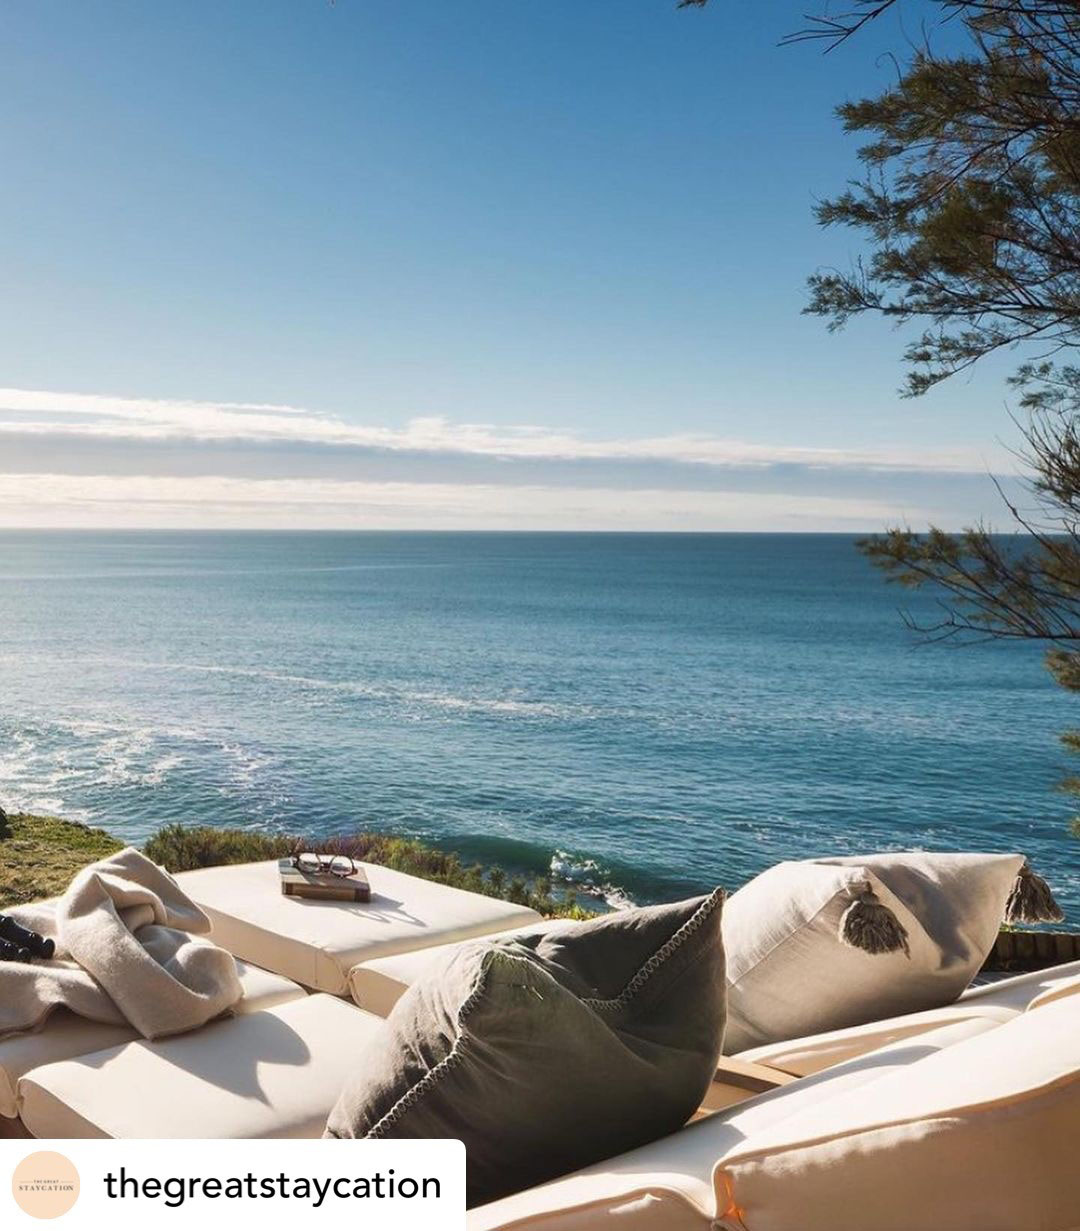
[1004,862,1064,925]
[839,886,910,957]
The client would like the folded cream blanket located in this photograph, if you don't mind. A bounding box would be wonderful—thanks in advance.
[1,847,242,1040]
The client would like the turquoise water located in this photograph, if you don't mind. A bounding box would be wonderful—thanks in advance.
[1,531,1076,916]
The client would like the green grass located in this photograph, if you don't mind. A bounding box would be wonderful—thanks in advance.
[0,812,593,919]
[0,811,124,908]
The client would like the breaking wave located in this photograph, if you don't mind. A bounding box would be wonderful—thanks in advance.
[550,850,637,911]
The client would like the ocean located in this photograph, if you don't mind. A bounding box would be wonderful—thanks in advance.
[1,530,1077,918]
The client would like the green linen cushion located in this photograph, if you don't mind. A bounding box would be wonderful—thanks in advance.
[324,889,725,1207]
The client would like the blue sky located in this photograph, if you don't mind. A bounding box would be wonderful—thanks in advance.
[0,1,1029,529]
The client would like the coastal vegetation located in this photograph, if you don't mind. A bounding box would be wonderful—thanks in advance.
[0,809,123,908]
[0,810,592,919]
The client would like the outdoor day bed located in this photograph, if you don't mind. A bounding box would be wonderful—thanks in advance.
[3,855,1078,1228]
[0,955,305,1124]
[172,858,542,996]
[1,857,541,1135]
[471,985,1080,1231]
[6,955,1079,1231]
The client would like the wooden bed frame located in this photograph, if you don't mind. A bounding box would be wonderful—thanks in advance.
[981,930,1080,973]
[0,1115,31,1139]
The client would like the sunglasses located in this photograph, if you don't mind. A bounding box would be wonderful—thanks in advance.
[291,851,359,879]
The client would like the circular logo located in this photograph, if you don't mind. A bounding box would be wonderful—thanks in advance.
[11,1152,80,1219]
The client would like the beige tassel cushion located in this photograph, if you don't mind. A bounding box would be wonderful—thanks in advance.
[722,852,1029,1053]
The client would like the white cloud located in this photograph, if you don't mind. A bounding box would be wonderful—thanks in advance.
[0,386,1005,473]
[0,473,921,531]
[0,386,1018,529]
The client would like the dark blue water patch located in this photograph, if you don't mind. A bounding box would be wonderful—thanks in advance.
[0,530,1077,918]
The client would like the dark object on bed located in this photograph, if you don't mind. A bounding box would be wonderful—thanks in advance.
[0,916,54,961]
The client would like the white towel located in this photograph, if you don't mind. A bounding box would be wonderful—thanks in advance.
[1,847,241,1039]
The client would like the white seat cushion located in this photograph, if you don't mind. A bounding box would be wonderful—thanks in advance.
[734,1001,1019,1077]
[736,959,1080,1078]
[1028,972,1080,1011]
[712,995,1080,1231]
[17,994,377,1139]
[957,959,1080,1011]
[0,957,304,1118]
[176,860,542,994]
[348,922,544,1015]
[468,1017,999,1230]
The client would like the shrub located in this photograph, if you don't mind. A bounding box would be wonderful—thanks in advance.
[143,823,594,920]
[143,824,295,871]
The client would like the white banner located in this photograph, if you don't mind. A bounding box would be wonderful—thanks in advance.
[1,1139,465,1229]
